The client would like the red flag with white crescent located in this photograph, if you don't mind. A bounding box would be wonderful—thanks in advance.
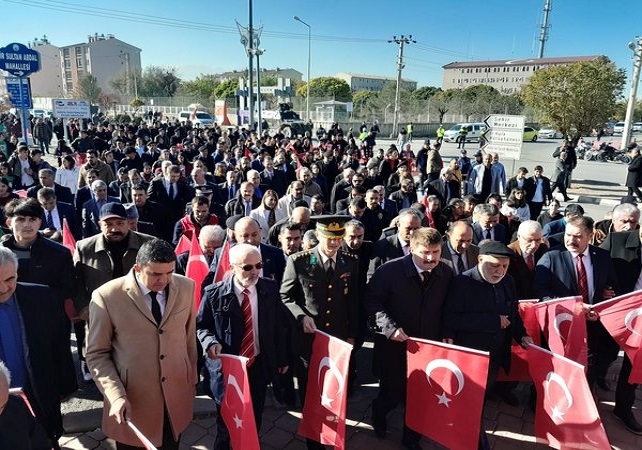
[298,330,353,449]
[185,232,209,312]
[497,299,540,381]
[219,355,260,450]
[214,240,232,283]
[527,344,610,449]
[126,420,158,450]
[592,290,642,383]
[174,234,191,256]
[406,338,489,450]
[533,296,587,367]
[62,218,76,255]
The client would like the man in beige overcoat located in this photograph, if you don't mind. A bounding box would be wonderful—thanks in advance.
[86,238,197,449]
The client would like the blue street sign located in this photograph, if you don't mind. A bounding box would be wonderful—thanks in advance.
[0,42,41,77]
[6,77,32,108]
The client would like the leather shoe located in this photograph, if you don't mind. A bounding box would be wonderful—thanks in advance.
[614,409,642,435]
[371,404,386,438]
[401,436,423,450]
[596,377,611,391]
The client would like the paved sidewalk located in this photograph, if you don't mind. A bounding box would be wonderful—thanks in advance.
[58,347,642,450]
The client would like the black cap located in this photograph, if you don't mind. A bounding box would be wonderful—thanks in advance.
[226,214,243,229]
[474,151,483,158]
[424,138,431,145]
[100,202,127,220]
[315,215,351,238]
[479,241,515,258]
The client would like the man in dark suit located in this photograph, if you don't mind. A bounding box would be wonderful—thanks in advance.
[534,216,620,390]
[147,164,193,231]
[176,224,226,275]
[440,220,479,276]
[197,243,290,450]
[373,185,398,218]
[367,227,454,449]
[364,189,393,242]
[600,229,642,433]
[525,165,552,220]
[542,203,584,237]
[27,168,74,205]
[368,208,422,280]
[280,215,359,450]
[74,168,100,221]
[472,203,508,245]
[131,184,166,240]
[0,247,77,448]
[507,220,548,299]
[203,217,286,288]
[225,181,261,218]
[388,179,417,213]
[37,187,81,241]
[425,168,461,205]
[218,170,240,203]
[81,180,121,238]
[260,155,288,197]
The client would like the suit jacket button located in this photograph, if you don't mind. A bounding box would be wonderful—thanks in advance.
[327,298,332,302]
[160,355,165,360]
[325,323,330,327]
[328,284,333,288]
[326,310,331,314]
[158,329,163,334]
[161,377,166,382]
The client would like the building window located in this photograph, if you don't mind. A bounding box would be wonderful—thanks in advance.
[76,57,83,68]
[75,46,82,55]
[63,48,70,57]
[64,60,71,69]
[66,81,73,91]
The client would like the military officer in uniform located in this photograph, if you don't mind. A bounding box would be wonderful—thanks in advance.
[281,215,359,450]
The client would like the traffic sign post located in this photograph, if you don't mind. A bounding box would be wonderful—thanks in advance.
[483,114,526,160]
[6,77,32,108]
[1,42,41,145]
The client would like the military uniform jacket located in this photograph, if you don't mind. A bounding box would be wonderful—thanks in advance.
[280,246,359,349]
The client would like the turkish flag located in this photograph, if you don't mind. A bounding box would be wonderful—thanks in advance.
[592,290,642,383]
[214,240,232,283]
[406,338,489,450]
[497,300,540,381]
[533,296,587,367]
[527,344,610,449]
[127,420,158,450]
[62,218,76,255]
[174,234,191,256]
[298,330,353,449]
[185,233,209,312]
[219,354,260,450]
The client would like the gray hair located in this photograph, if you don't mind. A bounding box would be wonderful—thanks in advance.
[302,229,319,244]
[612,203,640,220]
[517,220,542,236]
[476,203,499,217]
[398,208,423,222]
[229,243,260,265]
[90,179,107,191]
[0,247,18,271]
[0,360,10,386]
[200,225,226,245]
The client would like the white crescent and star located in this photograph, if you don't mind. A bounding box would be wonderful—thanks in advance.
[624,308,642,338]
[553,312,573,339]
[225,374,245,428]
[317,357,344,408]
[544,371,574,422]
[425,359,465,407]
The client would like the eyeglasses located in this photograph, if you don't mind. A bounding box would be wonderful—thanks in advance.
[234,262,263,271]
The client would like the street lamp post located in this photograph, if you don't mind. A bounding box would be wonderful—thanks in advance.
[621,37,642,151]
[293,15,311,123]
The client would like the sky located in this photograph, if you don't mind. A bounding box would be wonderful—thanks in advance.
[2,0,641,89]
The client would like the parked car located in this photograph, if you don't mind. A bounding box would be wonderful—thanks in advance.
[178,110,214,127]
[632,122,642,133]
[443,123,488,143]
[613,122,626,134]
[537,128,564,139]
[523,127,538,142]
[29,109,53,119]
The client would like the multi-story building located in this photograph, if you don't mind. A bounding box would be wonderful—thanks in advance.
[211,68,303,83]
[333,72,417,92]
[27,36,63,97]
[441,55,601,94]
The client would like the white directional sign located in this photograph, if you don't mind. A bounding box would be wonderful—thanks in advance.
[483,114,525,160]
[52,99,91,119]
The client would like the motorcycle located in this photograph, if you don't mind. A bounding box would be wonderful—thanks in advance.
[589,142,632,163]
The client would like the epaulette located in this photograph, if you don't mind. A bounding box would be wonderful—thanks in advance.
[291,251,310,261]
[341,250,358,259]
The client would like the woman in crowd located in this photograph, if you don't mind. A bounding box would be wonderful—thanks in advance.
[55,155,80,195]
[501,188,531,224]
[250,189,285,244]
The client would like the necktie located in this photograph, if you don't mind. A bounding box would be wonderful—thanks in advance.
[326,259,335,279]
[46,211,54,229]
[267,208,276,227]
[149,291,162,325]
[168,183,175,200]
[229,186,234,200]
[421,271,431,288]
[485,228,492,240]
[577,254,589,303]
[240,289,255,364]
[456,253,466,274]
[245,201,251,216]
[526,253,535,271]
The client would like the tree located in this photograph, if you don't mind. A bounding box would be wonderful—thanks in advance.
[138,66,181,98]
[352,90,379,120]
[296,77,352,101]
[412,86,441,100]
[130,97,145,115]
[179,75,219,101]
[98,92,120,114]
[212,79,238,100]
[74,74,102,103]
[522,57,626,142]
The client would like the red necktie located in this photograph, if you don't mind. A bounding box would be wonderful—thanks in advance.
[240,288,255,364]
[577,254,589,303]
[526,253,535,271]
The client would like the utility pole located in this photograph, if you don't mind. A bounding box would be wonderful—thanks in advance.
[621,36,642,151]
[254,48,265,135]
[388,35,415,138]
[538,0,552,58]
[247,0,255,130]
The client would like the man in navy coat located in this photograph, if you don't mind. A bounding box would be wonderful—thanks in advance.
[197,243,289,450]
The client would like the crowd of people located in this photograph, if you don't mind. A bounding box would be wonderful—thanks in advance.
[0,111,641,450]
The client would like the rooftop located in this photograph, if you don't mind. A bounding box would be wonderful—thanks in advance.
[442,55,602,69]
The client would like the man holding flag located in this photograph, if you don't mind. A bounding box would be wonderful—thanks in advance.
[197,243,290,450]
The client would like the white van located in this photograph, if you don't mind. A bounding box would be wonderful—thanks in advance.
[443,123,487,143]
[178,110,215,127]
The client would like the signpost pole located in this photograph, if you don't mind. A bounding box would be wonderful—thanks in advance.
[17,77,30,146]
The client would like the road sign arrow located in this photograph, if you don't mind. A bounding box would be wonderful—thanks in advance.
[13,71,24,77]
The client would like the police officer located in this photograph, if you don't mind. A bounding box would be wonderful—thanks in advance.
[280,215,359,450]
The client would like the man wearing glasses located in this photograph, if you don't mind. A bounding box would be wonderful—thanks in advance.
[281,215,359,450]
[197,243,290,450]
